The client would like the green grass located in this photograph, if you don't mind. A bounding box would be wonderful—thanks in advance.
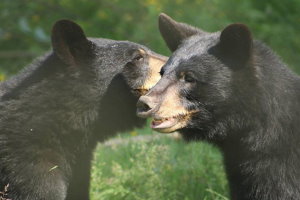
[90,130,229,200]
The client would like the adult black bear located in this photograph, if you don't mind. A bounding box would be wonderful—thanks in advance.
[0,20,166,200]
[137,13,300,200]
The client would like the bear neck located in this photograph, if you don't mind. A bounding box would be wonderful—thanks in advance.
[225,41,300,152]
[0,53,113,153]
[218,41,300,200]
[93,74,146,141]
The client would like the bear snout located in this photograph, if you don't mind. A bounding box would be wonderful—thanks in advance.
[136,96,158,118]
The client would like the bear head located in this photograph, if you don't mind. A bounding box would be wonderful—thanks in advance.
[137,13,257,141]
[51,19,167,96]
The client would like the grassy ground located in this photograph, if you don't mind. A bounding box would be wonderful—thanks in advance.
[90,127,229,200]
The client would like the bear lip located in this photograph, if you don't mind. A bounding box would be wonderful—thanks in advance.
[151,110,199,131]
[133,88,150,96]
[151,116,179,130]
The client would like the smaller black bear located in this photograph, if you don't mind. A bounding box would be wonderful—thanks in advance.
[0,20,166,200]
[137,13,300,200]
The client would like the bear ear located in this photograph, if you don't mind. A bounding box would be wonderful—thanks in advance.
[158,13,205,52]
[51,19,92,66]
[219,23,253,68]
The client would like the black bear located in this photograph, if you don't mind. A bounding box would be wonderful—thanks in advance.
[0,20,166,200]
[137,13,300,200]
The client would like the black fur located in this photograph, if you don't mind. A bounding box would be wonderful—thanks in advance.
[151,14,300,200]
[0,20,162,200]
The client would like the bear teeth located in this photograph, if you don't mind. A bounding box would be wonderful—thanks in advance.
[155,115,182,122]
[156,111,196,122]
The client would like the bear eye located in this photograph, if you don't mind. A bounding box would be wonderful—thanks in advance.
[180,72,196,83]
[184,74,196,83]
[133,54,144,62]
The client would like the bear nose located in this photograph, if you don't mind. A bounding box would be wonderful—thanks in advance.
[136,96,156,118]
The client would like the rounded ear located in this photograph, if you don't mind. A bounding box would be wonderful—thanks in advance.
[219,23,253,68]
[51,19,92,66]
[158,13,206,52]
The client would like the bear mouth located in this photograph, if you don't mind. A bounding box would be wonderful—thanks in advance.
[151,111,198,133]
[133,88,149,96]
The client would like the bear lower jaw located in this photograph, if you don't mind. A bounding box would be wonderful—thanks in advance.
[133,88,149,96]
[151,111,198,133]
[151,116,179,130]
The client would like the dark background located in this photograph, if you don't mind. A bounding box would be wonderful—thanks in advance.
[1,0,300,79]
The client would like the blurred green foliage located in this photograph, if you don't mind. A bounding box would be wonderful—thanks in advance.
[91,136,228,200]
[1,0,300,78]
